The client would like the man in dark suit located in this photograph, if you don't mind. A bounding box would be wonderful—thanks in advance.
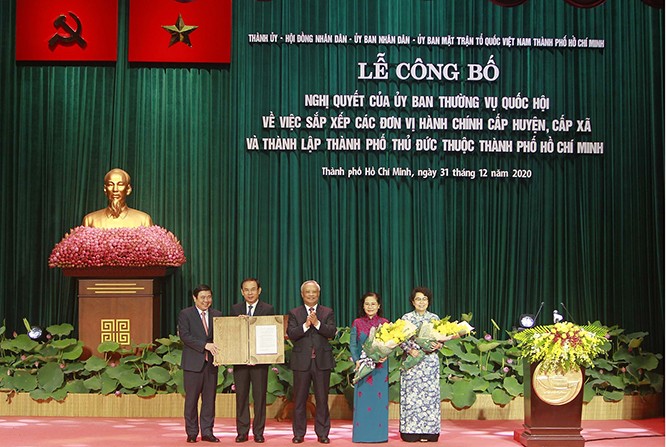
[287,280,337,444]
[178,284,223,443]
[230,278,275,444]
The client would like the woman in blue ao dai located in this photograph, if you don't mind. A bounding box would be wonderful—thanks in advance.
[399,287,443,442]
[350,292,389,443]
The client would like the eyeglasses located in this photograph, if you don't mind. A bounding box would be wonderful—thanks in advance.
[413,297,429,302]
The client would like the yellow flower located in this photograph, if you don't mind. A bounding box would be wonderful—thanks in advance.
[374,319,417,344]
[432,319,474,337]
[514,322,608,375]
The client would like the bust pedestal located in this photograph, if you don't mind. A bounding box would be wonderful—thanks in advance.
[64,266,174,357]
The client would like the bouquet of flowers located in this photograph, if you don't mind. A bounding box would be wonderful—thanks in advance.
[414,319,474,350]
[402,319,474,371]
[513,321,608,374]
[353,319,417,384]
[49,226,186,268]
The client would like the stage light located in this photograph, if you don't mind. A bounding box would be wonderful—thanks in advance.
[27,325,49,342]
[23,318,49,342]
[518,313,536,329]
[515,301,545,331]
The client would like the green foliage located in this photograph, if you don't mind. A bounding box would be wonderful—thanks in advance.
[582,321,664,403]
[439,326,524,408]
[329,327,355,407]
[0,319,662,409]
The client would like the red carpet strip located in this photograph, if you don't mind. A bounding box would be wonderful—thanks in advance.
[0,417,662,446]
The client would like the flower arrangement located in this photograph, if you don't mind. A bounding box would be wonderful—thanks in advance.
[48,226,186,268]
[513,321,608,375]
[353,319,417,384]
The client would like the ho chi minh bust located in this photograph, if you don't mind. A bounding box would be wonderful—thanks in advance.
[82,168,154,229]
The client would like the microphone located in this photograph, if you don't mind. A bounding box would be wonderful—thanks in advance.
[534,301,545,321]
[560,302,576,322]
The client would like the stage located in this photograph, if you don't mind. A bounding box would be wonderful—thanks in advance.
[1,417,663,446]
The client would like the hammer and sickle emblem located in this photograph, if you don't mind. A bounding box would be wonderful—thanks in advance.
[48,12,87,49]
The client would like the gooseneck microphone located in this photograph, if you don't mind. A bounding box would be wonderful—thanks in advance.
[534,301,545,321]
[560,302,576,323]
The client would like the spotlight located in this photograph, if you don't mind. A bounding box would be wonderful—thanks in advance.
[518,313,536,329]
[27,325,50,342]
[23,318,49,342]
[515,301,544,331]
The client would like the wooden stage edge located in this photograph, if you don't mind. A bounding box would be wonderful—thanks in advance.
[0,393,662,420]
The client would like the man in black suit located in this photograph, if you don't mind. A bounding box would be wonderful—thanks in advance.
[230,278,275,444]
[178,284,223,443]
[287,280,337,444]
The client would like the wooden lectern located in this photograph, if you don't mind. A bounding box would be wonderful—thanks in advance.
[515,362,586,447]
[64,266,174,357]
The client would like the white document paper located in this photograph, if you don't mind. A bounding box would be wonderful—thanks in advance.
[255,325,278,355]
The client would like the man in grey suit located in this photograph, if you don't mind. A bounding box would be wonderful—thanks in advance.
[287,280,336,444]
[230,278,275,443]
[178,284,223,443]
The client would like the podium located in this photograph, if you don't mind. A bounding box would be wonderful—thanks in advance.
[64,266,174,357]
[515,362,586,447]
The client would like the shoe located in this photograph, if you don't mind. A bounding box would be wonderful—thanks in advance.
[201,435,220,443]
[292,436,304,444]
[187,435,197,443]
[318,437,330,444]
[235,434,248,443]
[254,435,265,443]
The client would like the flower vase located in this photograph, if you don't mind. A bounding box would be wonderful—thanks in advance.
[514,362,586,447]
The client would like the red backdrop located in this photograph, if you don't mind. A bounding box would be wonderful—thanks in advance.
[128,0,232,64]
[16,0,118,62]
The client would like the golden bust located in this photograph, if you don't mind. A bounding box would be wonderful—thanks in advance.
[82,168,154,229]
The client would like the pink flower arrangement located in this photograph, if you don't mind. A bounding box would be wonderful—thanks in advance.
[49,226,186,268]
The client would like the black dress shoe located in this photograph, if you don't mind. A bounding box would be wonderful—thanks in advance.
[254,435,265,443]
[235,434,248,443]
[201,434,220,443]
[318,437,330,444]
[187,435,197,443]
[292,436,304,444]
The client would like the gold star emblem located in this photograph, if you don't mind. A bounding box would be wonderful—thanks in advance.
[161,14,198,47]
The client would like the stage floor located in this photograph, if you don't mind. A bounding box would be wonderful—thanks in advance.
[0,417,663,446]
